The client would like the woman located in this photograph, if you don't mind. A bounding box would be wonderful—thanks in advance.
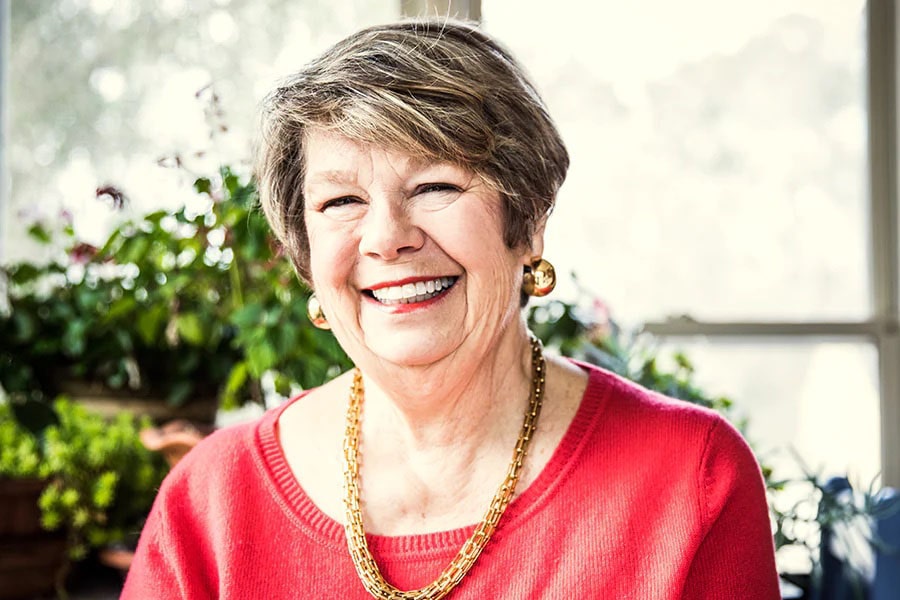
[123,20,780,599]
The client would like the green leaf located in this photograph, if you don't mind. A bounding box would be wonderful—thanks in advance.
[167,380,193,407]
[175,313,205,346]
[194,177,212,195]
[224,361,249,395]
[9,263,43,284]
[92,471,118,509]
[221,361,249,410]
[62,319,88,356]
[221,169,240,196]
[96,228,123,259]
[136,304,167,345]
[246,343,277,377]
[10,399,59,436]
[119,236,151,264]
[105,297,138,322]
[144,210,169,225]
[229,304,264,329]
[27,223,52,244]
[11,311,37,342]
[230,181,257,208]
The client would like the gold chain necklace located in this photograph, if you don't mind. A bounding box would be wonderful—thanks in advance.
[342,335,546,600]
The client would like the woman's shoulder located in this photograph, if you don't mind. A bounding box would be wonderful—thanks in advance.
[568,361,766,518]
[575,360,754,464]
[158,415,267,501]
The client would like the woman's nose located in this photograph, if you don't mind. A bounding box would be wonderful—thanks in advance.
[357,200,426,260]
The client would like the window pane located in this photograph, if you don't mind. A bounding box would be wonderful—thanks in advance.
[484,1,869,322]
[5,0,397,258]
[654,338,880,572]
[656,339,881,483]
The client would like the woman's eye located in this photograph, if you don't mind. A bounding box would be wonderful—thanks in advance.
[321,196,361,211]
[416,183,461,195]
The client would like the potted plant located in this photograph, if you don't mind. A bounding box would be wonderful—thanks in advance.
[0,398,166,598]
[0,163,350,430]
[0,401,66,599]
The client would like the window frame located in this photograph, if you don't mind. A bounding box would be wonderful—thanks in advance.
[0,0,8,264]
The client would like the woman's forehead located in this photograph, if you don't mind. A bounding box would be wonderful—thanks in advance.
[303,130,463,183]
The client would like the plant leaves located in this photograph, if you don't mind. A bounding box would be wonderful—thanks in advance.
[27,223,52,244]
[175,312,205,346]
[194,177,212,195]
[10,399,59,436]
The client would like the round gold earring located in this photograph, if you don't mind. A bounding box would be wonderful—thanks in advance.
[306,294,331,330]
[522,257,556,297]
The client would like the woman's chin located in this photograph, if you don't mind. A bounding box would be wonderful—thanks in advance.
[356,326,458,367]
[361,333,456,368]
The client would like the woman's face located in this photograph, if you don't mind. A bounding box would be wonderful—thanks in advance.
[302,129,541,368]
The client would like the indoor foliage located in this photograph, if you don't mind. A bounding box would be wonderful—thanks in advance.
[0,166,350,432]
[0,398,166,561]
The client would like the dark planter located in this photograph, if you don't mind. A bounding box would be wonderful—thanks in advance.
[0,479,68,600]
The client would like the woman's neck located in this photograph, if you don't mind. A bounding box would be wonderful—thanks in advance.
[357,321,535,454]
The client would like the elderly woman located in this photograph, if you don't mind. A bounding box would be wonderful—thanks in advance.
[123,20,780,599]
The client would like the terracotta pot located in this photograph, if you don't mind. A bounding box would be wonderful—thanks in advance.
[98,544,135,573]
[140,420,213,468]
[0,479,68,599]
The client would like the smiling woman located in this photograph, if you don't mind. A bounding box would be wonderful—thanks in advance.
[122,19,781,600]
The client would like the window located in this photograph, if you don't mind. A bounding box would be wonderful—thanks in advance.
[3,0,397,258]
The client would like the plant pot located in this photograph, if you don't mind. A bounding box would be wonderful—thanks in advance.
[98,543,135,574]
[0,536,68,599]
[140,420,213,468]
[0,479,68,600]
[0,478,45,537]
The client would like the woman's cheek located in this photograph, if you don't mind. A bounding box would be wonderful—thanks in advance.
[307,221,358,285]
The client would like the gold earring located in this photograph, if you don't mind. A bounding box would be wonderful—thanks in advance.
[307,294,331,330]
[522,257,556,297]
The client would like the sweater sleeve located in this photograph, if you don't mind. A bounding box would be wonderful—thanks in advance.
[681,417,781,599]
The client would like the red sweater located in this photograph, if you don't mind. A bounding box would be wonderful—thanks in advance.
[122,362,780,599]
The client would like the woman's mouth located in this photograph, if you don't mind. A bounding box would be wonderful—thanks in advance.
[366,276,458,305]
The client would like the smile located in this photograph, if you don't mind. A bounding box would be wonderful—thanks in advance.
[367,277,458,305]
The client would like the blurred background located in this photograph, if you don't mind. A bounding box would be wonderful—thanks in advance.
[0,0,895,598]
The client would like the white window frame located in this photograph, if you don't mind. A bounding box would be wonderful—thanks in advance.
[0,0,8,263]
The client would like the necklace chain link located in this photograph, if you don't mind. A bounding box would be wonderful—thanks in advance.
[342,335,546,600]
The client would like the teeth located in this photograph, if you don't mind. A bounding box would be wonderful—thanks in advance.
[371,277,457,304]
